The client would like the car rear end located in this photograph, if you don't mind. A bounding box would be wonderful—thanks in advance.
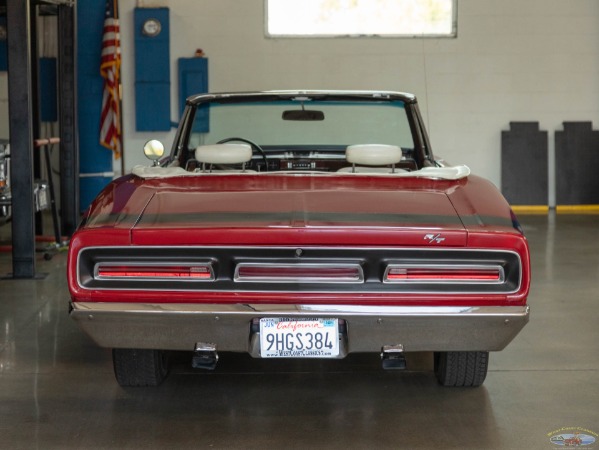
[68,174,530,387]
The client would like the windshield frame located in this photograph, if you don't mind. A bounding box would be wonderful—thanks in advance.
[171,91,433,169]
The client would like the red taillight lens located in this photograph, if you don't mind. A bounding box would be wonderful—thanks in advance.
[384,265,503,283]
[96,264,214,280]
[235,264,363,283]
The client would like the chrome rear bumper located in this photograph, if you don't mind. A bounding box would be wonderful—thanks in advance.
[70,302,529,354]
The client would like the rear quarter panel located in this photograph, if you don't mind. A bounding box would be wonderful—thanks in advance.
[447,175,531,303]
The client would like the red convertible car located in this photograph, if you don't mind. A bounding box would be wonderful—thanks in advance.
[67,91,530,387]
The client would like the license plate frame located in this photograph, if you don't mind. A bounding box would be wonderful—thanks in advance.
[259,318,340,358]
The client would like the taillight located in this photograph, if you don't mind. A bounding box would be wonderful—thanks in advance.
[384,265,504,284]
[235,263,364,283]
[95,263,214,280]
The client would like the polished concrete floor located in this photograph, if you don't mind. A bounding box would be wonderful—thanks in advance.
[0,214,598,449]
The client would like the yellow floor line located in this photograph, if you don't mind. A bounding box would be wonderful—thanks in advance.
[511,205,549,214]
[512,205,599,214]
[555,205,599,214]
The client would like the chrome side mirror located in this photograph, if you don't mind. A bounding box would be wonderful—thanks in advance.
[143,140,165,166]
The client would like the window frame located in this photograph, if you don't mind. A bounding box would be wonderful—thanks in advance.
[264,0,457,39]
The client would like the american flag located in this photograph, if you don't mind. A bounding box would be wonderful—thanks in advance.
[99,0,121,159]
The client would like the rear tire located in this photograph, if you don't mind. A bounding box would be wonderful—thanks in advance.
[112,349,169,387]
[434,351,488,387]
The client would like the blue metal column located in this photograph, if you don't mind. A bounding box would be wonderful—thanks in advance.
[77,0,114,212]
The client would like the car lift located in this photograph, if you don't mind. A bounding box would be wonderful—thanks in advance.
[5,0,78,279]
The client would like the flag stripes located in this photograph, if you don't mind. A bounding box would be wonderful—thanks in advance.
[99,0,122,159]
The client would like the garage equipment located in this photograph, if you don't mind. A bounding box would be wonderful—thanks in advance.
[35,137,67,260]
[0,140,10,224]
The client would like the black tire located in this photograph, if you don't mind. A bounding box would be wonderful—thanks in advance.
[434,351,488,387]
[112,348,169,387]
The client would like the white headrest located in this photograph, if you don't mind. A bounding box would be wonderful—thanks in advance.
[195,144,252,165]
[346,144,403,166]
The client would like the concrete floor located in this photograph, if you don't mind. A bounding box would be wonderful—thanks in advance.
[0,214,598,449]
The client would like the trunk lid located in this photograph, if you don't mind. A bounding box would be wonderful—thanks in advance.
[131,176,467,247]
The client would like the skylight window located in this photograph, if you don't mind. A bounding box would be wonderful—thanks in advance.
[266,0,456,37]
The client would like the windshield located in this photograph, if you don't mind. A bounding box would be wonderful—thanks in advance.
[186,99,415,150]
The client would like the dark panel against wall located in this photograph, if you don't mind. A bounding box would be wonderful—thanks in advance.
[501,122,548,205]
[556,122,599,205]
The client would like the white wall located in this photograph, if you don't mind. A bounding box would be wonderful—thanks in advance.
[119,0,599,188]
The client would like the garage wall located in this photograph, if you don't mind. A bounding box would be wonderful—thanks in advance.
[0,1,596,191]
[119,0,599,188]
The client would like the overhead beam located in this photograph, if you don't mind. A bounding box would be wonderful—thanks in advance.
[38,0,75,5]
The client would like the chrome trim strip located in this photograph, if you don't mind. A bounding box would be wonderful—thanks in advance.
[234,263,364,284]
[93,261,215,282]
[77,245,523,294]
[72,302,527,316]
[383,264,505,284]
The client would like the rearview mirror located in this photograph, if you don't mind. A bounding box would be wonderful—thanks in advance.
[282,110,325,121]
[143,140,165,165]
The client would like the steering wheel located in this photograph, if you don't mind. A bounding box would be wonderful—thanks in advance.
[216,137,268,172]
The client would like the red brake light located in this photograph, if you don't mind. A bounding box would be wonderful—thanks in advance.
[235,264,364,283]
[384,265,504,283]
[95,264,214,280]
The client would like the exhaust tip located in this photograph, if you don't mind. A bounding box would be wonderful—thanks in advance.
[192,342,219,370]
[381,344,407,370]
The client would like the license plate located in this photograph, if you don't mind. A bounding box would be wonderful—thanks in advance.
[259,318,339,358]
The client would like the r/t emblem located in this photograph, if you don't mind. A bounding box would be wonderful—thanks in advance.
[424,233,445,244]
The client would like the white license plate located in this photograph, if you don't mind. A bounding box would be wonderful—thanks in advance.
[259,318,339,358]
